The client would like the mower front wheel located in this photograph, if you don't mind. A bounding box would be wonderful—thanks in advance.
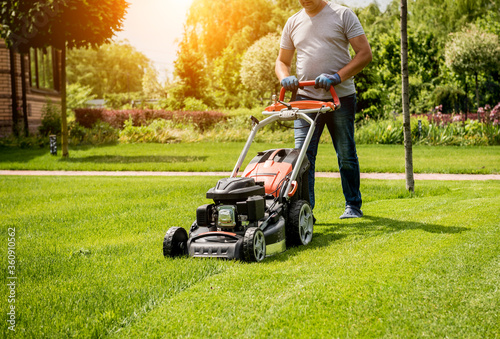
[243,227,266,262]
[163,227,188,257]
[288,200,314,246]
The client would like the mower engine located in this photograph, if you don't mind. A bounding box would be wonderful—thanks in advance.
[194,177,266,233]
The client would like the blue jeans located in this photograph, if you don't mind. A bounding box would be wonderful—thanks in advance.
[294,94,361,210]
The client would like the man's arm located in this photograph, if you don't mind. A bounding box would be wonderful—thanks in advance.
[336,34,372,82]
[275,48,295,82]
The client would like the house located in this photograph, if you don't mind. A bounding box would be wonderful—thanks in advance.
[0,39,62,137]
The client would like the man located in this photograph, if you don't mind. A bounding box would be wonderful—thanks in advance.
[275,0,372,219]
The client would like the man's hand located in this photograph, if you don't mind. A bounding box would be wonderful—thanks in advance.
[314,73,341,90]
[281,75,299,91]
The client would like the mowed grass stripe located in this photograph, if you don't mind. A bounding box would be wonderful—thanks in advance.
[1,143,499,174]
[117,180,499,338]
[0,176,231,338]
[1,177,498,337]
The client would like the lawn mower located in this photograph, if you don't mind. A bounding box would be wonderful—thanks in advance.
[163,81,340,262]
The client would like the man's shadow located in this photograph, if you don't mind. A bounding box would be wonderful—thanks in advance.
[264,215,469,263]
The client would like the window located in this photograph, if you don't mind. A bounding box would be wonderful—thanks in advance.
[29,46,60,92]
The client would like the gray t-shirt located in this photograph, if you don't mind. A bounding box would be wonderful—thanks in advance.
[280,2,365,99]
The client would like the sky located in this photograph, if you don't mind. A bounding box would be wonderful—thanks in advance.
[113,0,391,80]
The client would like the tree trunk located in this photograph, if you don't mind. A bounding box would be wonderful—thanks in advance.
[464,76,468,122]
[61,44,69,157]
[474,72,480,114]
[400,0,414,193]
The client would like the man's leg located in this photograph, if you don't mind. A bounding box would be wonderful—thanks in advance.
[294,99,325,210]
[325,94,362,217]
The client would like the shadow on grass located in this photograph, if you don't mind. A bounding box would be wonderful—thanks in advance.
[264,215,469,263]
[58,155,207,164]
[0,146,48,163]
[318,215,469,236]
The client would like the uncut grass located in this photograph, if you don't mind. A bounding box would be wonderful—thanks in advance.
[1,143,499,174]
[1,177,499,337]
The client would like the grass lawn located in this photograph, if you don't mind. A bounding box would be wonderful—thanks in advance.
[0,143,499,174]
[1,176,499,337]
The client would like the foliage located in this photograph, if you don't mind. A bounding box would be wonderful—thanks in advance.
[73,108,228,132]
[60,102,500,146]
[142,66,167,99]
[0,134,48,148]
[173,30,206,101]
[119,118,197,144]
[174,0,277,108]
[240,33,281,101]
[67,41,152,97]
[68,121,119,145]
[66,83,96,112]
[183,97,209,111]
[103,92,142,109]
[182,0,276,61]
[171,0,500,114]
[445,24,500,77]
[38,99,62,136]
[432,85,467,113]
[0,0,129,51]
[74,108,105,128]
[356,103,500,146]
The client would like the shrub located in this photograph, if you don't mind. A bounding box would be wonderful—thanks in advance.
[119,118,198,144]
[432,85,466,114]
[179,111,227,132]
[158,97,182,111]
[74,108,105,128]
[38,100,62,136]
[355,113,500,146]
[68,121,119,145]
[102,109,165,129]
[67,83,96,112]
[101,109,227,131]
[183,97,209,111]
[103,92,142,109]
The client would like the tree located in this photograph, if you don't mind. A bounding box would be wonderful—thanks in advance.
[445,24,500,110]
[67,41,151,97]
[1,0,128,157]
[240,34,281,102]
[173,30,206,101]
[401,0,414,192]
[174,0,277,107]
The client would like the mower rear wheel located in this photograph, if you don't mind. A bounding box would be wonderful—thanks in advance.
[288,200,314,246]
[163,227,188,257]
[243,227,266,262]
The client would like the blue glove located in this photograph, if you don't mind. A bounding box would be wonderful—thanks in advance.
[281,75,299,91]
[314,73,341,90]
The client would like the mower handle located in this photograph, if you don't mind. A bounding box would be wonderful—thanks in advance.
[279,80,340,108]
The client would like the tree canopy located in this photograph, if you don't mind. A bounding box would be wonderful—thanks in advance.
[1,0,128,51]
[168,0,499,113]
[67,41,152,97]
